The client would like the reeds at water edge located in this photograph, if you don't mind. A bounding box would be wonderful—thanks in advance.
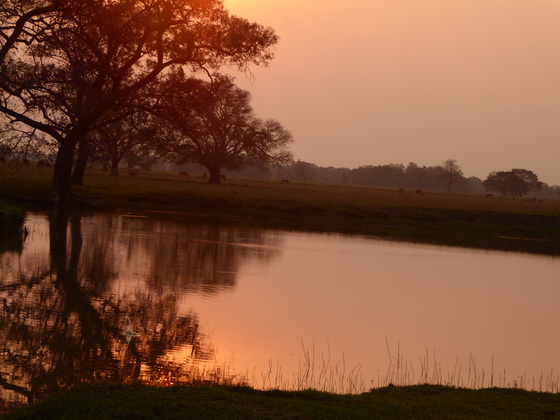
[248,339,560,395]
[113,338,559,395]
[376,338,559,393]
[251,340,365,394]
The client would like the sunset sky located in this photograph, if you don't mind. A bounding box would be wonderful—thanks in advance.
[224,0,560,185]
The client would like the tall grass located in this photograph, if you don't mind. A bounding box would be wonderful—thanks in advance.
[248,340,560,395]
[377,339,560,393]
[253,340,365,394]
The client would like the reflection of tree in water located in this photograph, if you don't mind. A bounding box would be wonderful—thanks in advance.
[108,216,281,293]
[146,221,282,292]
[0,212,280,411]
[76,214,281,294]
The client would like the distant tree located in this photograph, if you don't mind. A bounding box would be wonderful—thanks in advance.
[551,185,560,199]
[87,111,164,176]
[439,159,464,192]
[317,166,352,185]
[483,169,542,197]
[463,176,485,194]
[159,74,293,184]
[404,162,442,190]
[483,171,509,195]
[350,165,374,186]
[287,161,319,183]
[404,162,424,188]
[350,164,405,188]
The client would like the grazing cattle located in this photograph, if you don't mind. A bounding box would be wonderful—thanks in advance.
[23,159,30,167]
[220,174,226,181]
[36,160,51,168]
[0,156,5,163]
[485,193,493,198]
[281,179,289,184]
[128,170,139,176]
[415,189,424,196]
[398,188,404,195]
[179,171,189,177]
[527,197,537,202]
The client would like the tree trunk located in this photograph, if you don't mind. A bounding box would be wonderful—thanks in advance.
[51,140,78,206]
[207,166,221,184]
[48,210,113,357]
[110,155,120,176]
[70,138,89,185]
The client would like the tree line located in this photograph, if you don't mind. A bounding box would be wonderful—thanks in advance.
[204,159,559,199]
[0,0,293,205]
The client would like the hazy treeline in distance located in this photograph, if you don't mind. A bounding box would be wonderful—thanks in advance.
[169,160,560,199]
[4,145,557,198]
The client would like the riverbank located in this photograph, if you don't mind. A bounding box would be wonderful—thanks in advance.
[4,383,560,419]
[0,202,25,233]
[0,202,26,254]
[1,165,560,255]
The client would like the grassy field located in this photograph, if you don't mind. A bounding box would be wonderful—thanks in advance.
[5,383,560,420]
[1,162,559,255]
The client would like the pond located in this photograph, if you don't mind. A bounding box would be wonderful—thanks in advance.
[1,211,559,409]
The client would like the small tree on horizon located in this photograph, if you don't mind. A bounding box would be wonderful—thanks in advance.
[483,169,542,197]
[439,159,464,192]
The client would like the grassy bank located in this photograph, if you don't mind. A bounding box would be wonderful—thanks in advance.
[0,202,26,233]
[5,383,560,419]
[0,201,26,254]
[1,163,560,254]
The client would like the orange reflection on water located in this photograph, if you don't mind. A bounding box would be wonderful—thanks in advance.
[185,232,560,392]
[1,212,559,412]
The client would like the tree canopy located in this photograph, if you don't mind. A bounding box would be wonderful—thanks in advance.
[483,169,542,197]
[439,159,464,192]
[0,0,279,203]
[157,73,293,183]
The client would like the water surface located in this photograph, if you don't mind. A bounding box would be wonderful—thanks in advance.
[1,211,559,409]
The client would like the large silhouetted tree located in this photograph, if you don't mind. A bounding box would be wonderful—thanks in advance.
[0,0,278,204]
[159,74,293,183]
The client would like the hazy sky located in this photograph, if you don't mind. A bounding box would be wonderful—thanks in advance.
[223,0,560,185]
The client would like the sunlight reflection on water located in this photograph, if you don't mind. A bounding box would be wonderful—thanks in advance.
[1,211,559,410]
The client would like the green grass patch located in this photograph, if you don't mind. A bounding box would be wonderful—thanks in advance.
[4,384,560,419]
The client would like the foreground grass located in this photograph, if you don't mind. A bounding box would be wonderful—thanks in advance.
[1,163,560,254]
[4,384,560,420]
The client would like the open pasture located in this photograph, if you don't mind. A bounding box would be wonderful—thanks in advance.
[74,167,560,213]
[1,162,558,214]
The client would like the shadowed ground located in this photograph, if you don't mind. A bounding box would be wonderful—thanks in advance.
[4,384,560,419]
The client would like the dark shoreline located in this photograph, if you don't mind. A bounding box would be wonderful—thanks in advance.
[5,383,560,419]
[8,192,560,257]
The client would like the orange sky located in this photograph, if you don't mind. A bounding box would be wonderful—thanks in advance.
[224,0,560,185]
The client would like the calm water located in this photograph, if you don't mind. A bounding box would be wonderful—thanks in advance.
[1,211,559,408]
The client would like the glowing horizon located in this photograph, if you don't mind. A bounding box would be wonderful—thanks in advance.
[223,1,560,185]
